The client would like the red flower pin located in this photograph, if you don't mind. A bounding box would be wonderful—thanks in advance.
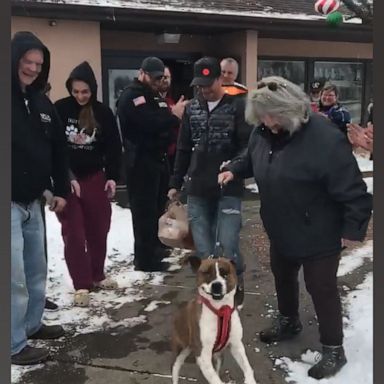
[202,68,210,76]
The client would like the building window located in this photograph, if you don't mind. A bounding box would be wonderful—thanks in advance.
[257,60,305,89]
[108,68,139,113]
[314,61,363,122]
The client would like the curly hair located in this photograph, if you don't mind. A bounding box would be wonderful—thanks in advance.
[245,76,311,134]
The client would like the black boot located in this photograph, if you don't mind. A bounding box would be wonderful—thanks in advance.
[308,345,347,380]
[11,345,49,365]
[45,298,59,311]
[259,314,302,343]
[29,324,65,340]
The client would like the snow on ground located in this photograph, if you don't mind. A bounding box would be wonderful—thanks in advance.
[277,273,372,384]
[355,152,373,173]
[364,177,373,194]
[12,201,373,383]
[337,240,372,277]
[11,203,186,383]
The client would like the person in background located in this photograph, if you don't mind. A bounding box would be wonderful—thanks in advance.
[347,122,373,153]
[117,57,186,272]
[55,61,122,307]
[319,83,351,136]
[218,76,372,380]
[11,31,70,365]
[168,57,253,307]
[220,57,248,96]
[159,66,179,174]
[309,78,325,113]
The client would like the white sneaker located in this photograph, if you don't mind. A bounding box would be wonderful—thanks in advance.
[74,289,90,307]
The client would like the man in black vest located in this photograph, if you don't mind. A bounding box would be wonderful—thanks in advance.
[168,57,253,307]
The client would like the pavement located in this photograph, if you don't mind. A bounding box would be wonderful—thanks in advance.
[19,197,373,384]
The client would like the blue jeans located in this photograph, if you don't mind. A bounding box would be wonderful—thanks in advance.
[187,195,244,275]
[11,200,46,355]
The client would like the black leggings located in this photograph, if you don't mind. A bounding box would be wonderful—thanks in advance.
[270,246,343,346]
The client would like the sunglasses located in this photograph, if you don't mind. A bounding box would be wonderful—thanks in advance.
[257,81,287,91]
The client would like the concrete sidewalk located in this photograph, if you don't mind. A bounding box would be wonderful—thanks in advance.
[19,199,372,384]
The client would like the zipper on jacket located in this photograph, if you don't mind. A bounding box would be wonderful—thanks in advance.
[24,98,31,114]
[268,149,273,163]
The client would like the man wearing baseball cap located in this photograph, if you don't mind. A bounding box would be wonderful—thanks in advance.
[168,57,253,307]
[309,78,326,112]
[117,56,186,272]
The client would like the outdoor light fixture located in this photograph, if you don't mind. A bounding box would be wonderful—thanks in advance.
[156,33,181,44]
[49,20,57,27]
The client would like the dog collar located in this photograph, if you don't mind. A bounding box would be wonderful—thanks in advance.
[198,294,235,353]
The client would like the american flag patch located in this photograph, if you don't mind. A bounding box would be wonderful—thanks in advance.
[133,96,146,106]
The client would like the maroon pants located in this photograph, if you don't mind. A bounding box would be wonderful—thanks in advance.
[57,171,111,290]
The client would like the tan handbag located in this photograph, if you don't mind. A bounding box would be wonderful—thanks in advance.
[158,201,195,250]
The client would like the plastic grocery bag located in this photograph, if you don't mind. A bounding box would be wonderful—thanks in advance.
[158,201,195,250]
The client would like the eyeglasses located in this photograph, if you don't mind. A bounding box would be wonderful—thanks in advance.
[257,81,287,91]
[322,93,336,98]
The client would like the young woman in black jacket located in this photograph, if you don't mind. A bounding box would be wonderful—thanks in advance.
[55,61,122,307]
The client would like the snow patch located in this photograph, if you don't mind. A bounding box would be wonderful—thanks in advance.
[277,274,372,383]
[338,240,372,277]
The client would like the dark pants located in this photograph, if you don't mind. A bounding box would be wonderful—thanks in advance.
[270,245,343,346]
[57,171,111,290]
[127,153,169,269]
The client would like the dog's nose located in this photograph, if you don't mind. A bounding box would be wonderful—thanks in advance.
[211,282,223,295]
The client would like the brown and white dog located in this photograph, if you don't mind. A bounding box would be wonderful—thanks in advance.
[171,256,257,384]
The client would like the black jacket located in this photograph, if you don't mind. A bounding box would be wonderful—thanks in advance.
[227,113,372,261]
[319,102,351,135]
[12,31,70,203]
[117,79,180,157]
[170,94,253,197]
[55,62,122,181]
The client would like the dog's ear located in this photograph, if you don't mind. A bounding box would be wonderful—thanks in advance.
[188,255,202,273]
[227,259,238,275]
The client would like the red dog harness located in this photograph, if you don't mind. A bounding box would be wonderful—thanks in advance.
[198,294,235,353]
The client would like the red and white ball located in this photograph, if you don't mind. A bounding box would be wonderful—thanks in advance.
[314,0,340,15]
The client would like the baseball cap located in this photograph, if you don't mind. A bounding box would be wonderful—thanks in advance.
[141,57,165,78]
[310,78,325,92]
[190,57,221,87]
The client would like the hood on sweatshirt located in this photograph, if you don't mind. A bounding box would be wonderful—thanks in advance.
[11,31,50,94]
[65,61,98,102]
